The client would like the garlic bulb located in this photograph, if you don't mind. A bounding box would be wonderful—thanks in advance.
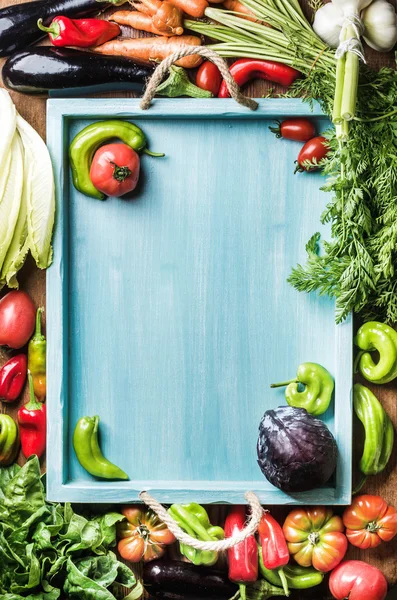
[313,2,344,48]
[362,0,397,51]
[332,0,372,15]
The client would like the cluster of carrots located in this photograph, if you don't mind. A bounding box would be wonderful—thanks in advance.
[92,0,256,69]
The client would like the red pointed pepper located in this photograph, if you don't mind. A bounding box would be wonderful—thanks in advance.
[0,354,27,402]
[37,16,121,48]
[18,371,46,459]
[224,505,258,584]
[218,59,300,98]
[258,513,290,596]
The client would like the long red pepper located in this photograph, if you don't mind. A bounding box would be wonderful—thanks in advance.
[218,58,300,98]
[0,354,27,402]
[258,513,290,595]
[224,505,258,583]
[37,16,121,48]
[18,371,46,459]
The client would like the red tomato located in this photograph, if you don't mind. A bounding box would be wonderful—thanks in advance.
[117,506,175,563]
[270,118,316,142]
[0,291,36,349]
[295,136,329,172]
[329,560,388,600]
[90,143,140,198]
[196,61,222,96]
[343,495,397,549]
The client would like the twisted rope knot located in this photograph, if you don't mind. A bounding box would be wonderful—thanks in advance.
[140,46,258,111]
[139,490,263,550]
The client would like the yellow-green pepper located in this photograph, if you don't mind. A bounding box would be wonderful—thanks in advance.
[0,414,20,466]
[355,321,397,384]
[28,307,46,401]
[168,503,224,566]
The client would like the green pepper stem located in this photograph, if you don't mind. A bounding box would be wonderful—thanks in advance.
[277,568,290,597]
[353,350,364,374]
[270,379,297,388]
[353,476,367,495]
[37,18,60,37]
[26,371,43,411]
[143,148,165,157]
[34,307,44,339]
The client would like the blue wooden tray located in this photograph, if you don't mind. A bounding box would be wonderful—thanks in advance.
[46,98,352,505]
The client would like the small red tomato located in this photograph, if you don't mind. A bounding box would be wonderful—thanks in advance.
[329,560,388,600]
[0,291,36,349]
[196,61,222,96]
[295,135,329,172]
[270,118,316,142]
[90,143,140,198]
[343,495,397,549]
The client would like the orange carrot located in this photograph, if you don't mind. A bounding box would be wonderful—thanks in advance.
[223,0,255,18]
[92,35,203,68]
[111,3,184,36]
[169,0,208,18]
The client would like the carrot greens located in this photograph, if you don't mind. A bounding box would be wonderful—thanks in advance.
[186,0,397,323]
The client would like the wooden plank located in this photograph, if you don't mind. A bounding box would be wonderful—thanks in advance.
[0,0,396,594]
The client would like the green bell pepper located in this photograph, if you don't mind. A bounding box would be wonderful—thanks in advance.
[271,362,334,416]
[355,321,397,384]
[168,503,224,566]
[0,414,20,466]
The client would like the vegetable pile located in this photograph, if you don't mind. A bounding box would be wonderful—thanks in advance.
[0,456,142,600]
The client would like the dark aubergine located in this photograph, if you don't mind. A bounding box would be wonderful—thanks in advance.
[143,560,238,600]
[3,47,154,94]
[0,0,113,57]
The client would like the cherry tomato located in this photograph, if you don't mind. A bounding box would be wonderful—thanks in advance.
[295,136,329,172]
[343,495,397,549]
[196,61,222,96]
[270,118,316,142]
[283,507,348,573]
[0,291,36,349]
[329,560,388,600]
[90,143,140,198]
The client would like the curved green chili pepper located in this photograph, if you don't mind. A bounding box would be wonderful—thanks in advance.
[353,384,394,488]
[0,414,20,466]
[168,503,224,566]
[259,554,324,590]
[28,307,46,401]
[73,415,129,480]
[69,120,164,200]
[354,321,397,384]
[271,362,334,416]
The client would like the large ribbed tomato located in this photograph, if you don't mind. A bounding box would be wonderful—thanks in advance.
[117,506,175,563]
[343,495,397,549]
[283,507,347,573]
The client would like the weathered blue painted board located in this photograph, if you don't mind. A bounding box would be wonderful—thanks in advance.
[46,99,352,505]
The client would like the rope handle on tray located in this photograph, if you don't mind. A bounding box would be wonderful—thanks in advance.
[139,490,263,550]
[140,46,258,111]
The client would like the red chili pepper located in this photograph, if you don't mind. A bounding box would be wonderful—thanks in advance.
[218,58,300,98]
[18,371,46,459]
[258,513,290,595]
[37,16,121,48]
[224,506,258,583]
[0,354,27,402]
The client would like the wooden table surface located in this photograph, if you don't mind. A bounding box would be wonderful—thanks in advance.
[1,0,397,597]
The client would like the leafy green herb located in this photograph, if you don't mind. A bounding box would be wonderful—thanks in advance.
[186,0,397,322]
[0,457,139,600]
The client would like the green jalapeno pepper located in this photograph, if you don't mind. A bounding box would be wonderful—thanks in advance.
[354,321,397,384]
[73,415,129,480]
[0,413,20,466]
[28,307,46,401]
[69,120,164,200]
[168,503,224,566]
[353,384,394,490]
[271,362,334,416]
[259,552,324,590]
